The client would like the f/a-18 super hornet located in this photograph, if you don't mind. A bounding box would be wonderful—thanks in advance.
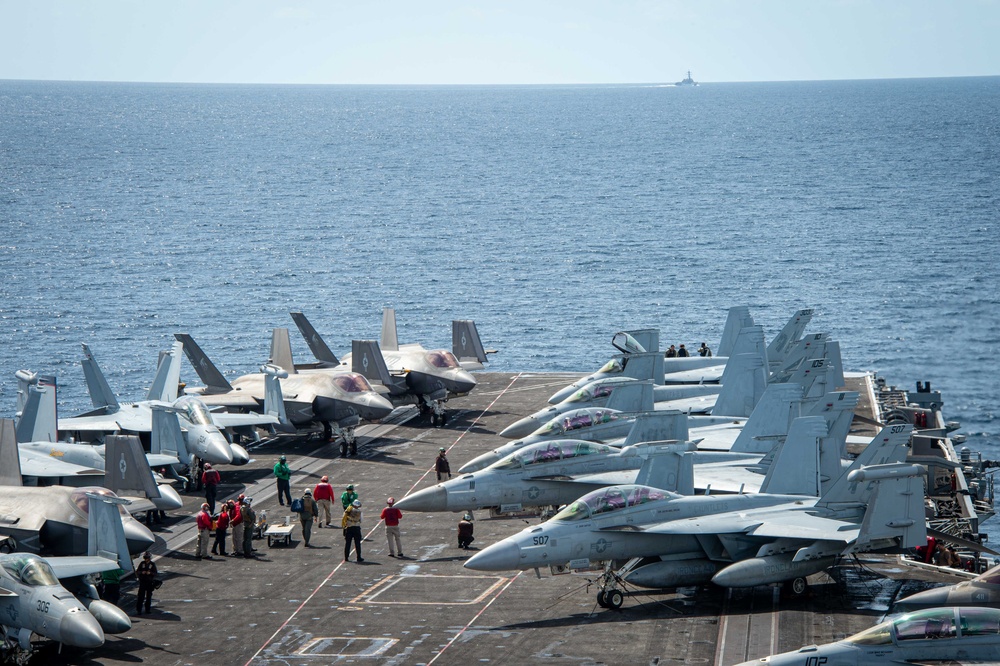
[288,309,483,427]
[734,607,1000,666]
[54,342,272,465]
[892,562,1000,614]
[0,487,135,659]
[0,420,155,557]
[14,373,183,512]
[465,425,919,605]
[175,329,394,456]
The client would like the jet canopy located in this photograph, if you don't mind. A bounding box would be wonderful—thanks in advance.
[71,488,129,519]
[425,350,461,369]
[531,409,623,437]
[552,485,677,522]
[564,382,618,404]
[174,396,214,426]
[848,607,1000,645]
[1,553,60,587]
[332,374,375,394]
[491,441,616,470]
[596,358,625,375]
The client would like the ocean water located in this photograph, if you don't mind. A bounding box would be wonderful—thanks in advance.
[1,77,998,466]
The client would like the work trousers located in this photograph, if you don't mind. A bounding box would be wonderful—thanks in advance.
[344,526,362,561]
[196,528,210,557]
[317,499,333,524]
[232,522,245,555]
[385,525,402,555]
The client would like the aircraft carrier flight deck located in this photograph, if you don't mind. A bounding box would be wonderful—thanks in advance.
[48,372,981,666]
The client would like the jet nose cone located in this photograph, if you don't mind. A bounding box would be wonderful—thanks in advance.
[362,392,395,421]
[61,609,106,648]
[449,370,477,395]
[192,428,234,464]
[892,587,951,613]
[152,483,184,511]
[499,416,542,439]
[394,486,448,513]
[548,385,578,405]
[229,443,251,465]
[458,452,500,474]
[124,519,156,555]
[464,539,521,572]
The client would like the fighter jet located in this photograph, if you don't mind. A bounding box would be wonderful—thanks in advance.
[465,425,919,601]
[733,607,1000,666]
[0,420,156,556]
[893,562,1000,613]
[289,309,480,427]
[174,330,394,453]
[0,490,135,657]
[14,375,184,512]
[54,342,266,465]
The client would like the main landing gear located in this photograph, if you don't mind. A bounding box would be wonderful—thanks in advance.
[329,423,358,458]
[419,396,448,428]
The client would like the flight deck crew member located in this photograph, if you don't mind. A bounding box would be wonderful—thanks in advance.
[458,513,475,549]
[381,497,403,557]
[343,500,364,562]
[677,344,690,357]
[273,455,292,506]
[135,552,158,615]
[201,462,221,514]
[299,489,319,547]
[341,484,358,510]
[196,503,213,559]
[435,448,452,482]
[231,495,245,555]
[698,342,712,357]
[100,567,124,606]
[241,497,257,558]
[665,345,677,358]
[314,475,334,527]
[211,503,230,556]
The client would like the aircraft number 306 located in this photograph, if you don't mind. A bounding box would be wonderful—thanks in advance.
[36,600,50,613]
[532,536,549,546]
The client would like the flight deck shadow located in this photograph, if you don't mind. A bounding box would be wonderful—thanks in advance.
[29,636,180,664]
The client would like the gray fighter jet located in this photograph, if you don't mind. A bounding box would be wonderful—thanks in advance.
[734,607,1000,666]
[175,330,393,454]
[55,343,268,465]
[0,490,134,657]
[0,420,155,557]
[893,562,1000,613]
[289,309,480,427]
[465,425,919,602]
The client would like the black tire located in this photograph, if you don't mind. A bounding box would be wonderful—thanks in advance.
[606,589,624,609]
[0,539,13,554]
[596,591,608,608]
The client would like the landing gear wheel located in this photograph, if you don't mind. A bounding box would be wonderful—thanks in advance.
[606,589,624,609]
[596,590,608,608]
[787,576,807,596]
[433,413,446,427]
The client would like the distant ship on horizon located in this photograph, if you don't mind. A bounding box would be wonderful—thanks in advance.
[675,71,698,86]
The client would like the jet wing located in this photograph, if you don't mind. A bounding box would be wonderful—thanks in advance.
[195,393,263,410]
[58,413,138,433]
[646,514,766,535]
[743,513,858,542]
[212,412,279,428]
[44,555,122,579]
[147,453,180,467]
[18,453,104,479]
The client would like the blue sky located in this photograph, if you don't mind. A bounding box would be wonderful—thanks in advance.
[2,0,998,84]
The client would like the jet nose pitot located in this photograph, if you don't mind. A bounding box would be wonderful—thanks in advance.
[464,538,522,572]
[393,486,448,513]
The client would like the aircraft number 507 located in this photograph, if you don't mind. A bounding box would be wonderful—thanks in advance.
[532,536,549,546]
[36,600,50,614]
[890,425,907,434]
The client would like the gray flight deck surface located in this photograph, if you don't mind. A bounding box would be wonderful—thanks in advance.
[44,372,967,666]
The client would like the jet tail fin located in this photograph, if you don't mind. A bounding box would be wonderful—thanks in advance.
[151,405,190,463]
[453,320,488,368]
[766,308,814,366]
[86,492,134,573]
[605,380,655,412]
[712,352,768,418]
[621,352,663,384]
[613,329,660,354]
[81,343,120,411]
[352,340,407,394]
[146,341,183,402]
[0,419,23,487]
[851,462,927,551]
[825,340,846,390]
[261,365,295,432]
[622,411,689,446]
[105,435,161,500]
[381,308,399,351]
[817,424,913,507]
[729,383,803,454]
[290,311,340,366]
[717,306,754,357]
[174,333,233,392]
[634,442,694,494]
[269,328,298,375]
[15,374,59,444]
[758,416,825,496]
